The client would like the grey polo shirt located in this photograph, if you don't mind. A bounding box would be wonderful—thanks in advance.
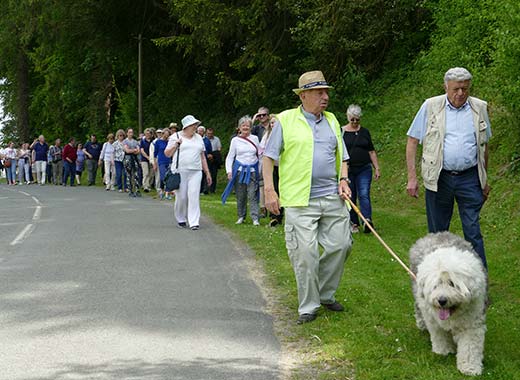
[264,107,349,199]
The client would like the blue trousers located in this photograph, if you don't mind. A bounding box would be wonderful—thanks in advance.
[425,166,487,268]
[115,161,128,190]
[62,161,75,186]
[348,164,373,226]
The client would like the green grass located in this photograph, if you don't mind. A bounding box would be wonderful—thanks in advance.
[200,154,519,379]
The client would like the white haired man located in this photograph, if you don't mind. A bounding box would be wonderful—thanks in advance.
[263,70,353,324]
[406,67,491,268]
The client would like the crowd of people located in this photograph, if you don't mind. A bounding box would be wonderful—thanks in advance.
[0,123,223,199]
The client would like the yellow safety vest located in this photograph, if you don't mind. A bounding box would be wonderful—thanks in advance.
[277,107,343,207]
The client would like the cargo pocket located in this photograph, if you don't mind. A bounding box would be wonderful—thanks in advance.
[285,224,298,250]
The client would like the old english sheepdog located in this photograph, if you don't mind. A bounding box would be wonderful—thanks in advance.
[410,232,488,376]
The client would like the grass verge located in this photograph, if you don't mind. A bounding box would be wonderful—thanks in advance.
[200,166,519,379]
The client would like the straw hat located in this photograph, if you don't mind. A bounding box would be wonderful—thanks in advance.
[181,115,201,129]
[293,70,333,95]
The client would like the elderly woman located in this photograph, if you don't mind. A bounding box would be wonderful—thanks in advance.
[165,115,212,230]
[342,104,381,233]
[123,128,141,197]
[75,143,85,185]
[112,130,127,192]
[153,128,173,199]
[99,133,116,190]
[3,142,18,185]
[222,115,260,226]
[17,142,31,184]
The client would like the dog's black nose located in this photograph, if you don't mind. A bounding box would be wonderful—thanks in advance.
[438,296,448,307]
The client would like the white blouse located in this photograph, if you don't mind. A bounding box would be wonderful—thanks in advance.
[225,135,259,173]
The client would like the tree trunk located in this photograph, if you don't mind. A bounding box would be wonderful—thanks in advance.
[16,47,30,142]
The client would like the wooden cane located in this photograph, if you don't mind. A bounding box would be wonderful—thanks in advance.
[346,198,417,281]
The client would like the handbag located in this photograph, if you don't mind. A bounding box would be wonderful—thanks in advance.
[3,159,11,168]
[164,133,181,191]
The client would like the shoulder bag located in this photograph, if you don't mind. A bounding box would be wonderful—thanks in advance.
[164,133,181,191]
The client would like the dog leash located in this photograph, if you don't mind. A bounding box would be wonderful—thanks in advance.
[346,198,417,281]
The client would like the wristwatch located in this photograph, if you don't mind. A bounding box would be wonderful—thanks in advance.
[339,177,351,184]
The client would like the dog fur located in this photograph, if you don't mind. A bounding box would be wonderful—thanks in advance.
[410,232,488,376]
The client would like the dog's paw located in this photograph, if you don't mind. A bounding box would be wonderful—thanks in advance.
[458,363,483,376]
[432,344,456,356]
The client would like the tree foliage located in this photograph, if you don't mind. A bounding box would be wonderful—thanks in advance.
[0,0,518,167]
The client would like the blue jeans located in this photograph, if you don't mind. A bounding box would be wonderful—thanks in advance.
[348,164,373,226]
[63,161,76,185]
[159,162,171,190]
[115,161,127,190]
[425,166,486,268]
[6,161,17,183]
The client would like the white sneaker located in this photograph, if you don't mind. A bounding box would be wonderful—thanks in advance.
[253,220,260,226]
[235,217,244,225]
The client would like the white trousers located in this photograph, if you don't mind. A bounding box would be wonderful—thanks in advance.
[35,161,47,185]
[104,160,115,189]
[174,170,203,227]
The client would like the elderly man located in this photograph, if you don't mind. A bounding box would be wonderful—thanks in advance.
[83,134,102,186]
[263,70,353,324]
[30,135,49,185]
[49,138,63,185]
[252,106,270,142]
[406,67,491,268]
[206,127,222,193]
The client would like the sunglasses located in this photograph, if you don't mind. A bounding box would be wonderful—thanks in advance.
[350,118,360,122]
[258,113,268,117]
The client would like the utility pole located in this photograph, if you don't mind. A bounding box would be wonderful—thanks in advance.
[138,33,143,135]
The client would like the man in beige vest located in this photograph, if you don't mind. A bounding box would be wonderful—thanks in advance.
[406,67,491,268]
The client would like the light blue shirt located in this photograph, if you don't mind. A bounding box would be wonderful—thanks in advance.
[407,96,491,171]
[264,106,349,199]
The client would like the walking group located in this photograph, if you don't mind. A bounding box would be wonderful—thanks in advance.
[1,67,491,328]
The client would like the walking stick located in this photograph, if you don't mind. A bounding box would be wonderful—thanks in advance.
[346,198,417,281]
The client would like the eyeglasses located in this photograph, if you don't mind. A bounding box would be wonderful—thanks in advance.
[258,113,267,117]
[350,118,360,122]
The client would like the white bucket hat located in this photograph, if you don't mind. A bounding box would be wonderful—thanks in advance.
[181,115,201,129]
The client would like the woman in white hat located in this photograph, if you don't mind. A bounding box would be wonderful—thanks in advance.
[165,115,212,230]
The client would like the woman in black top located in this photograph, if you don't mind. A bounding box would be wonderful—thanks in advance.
[342,104,381,233]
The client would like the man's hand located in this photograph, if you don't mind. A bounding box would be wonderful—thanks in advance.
[407,178,419,198]
[483,183,491,202]
[264,187,281,215]
[338,180,351,200]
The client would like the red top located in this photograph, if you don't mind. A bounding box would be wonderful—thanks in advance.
[62,143,77,162]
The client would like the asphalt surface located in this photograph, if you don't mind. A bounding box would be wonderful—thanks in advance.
[0,184,281,380]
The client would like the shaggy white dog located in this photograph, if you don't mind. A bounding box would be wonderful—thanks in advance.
[410,232,488,376]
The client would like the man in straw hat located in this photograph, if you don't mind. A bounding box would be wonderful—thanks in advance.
[263,70,353,324]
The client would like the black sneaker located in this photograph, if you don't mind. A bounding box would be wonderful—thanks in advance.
[177,222,187,229]
[321,301,345,312]
[297,313,317,325]
[364,219,374,233]
[191,225,199,231]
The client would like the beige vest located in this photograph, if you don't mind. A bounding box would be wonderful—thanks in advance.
[421,95,489,192]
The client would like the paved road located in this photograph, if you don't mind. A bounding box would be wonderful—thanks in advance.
[0,185,281,380]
